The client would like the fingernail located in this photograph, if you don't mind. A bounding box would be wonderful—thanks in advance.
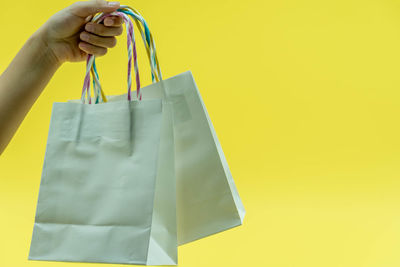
[85,23,94,32]
[108,1,120,7]
[104,18,113,26]
[85,15,93,23]
[79,42,88,50]
[80,32,89,42]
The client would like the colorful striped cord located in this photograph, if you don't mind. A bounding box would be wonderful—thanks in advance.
[81,6,162,104]
[81,11,138,103]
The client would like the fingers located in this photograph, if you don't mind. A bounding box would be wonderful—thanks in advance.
[80,31,117,48]
[69,0,120,18]
[79,15,123,57]
[79,42,108,57]
[85,21,123,37]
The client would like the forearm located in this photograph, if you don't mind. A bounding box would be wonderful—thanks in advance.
[0,25,61,155]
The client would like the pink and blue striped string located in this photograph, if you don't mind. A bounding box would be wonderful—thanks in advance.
[81,6,162,103]
[90,12,137,101]
[81,55,93,103]
[116,7,162,83]
[81,11,139,103]
[118,8,161,83]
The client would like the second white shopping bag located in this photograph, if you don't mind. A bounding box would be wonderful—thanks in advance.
[29,10,177,265]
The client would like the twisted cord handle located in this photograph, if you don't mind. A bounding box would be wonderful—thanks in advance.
[81,6,162,104]
[81,11,138,103]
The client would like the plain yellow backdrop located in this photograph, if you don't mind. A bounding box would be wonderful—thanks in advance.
[2,0,400,266]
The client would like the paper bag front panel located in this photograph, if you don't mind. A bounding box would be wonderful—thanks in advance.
[29,100,164,265]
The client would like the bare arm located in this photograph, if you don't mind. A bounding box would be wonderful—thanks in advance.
[0,27,60,154]
[0,0,123,154]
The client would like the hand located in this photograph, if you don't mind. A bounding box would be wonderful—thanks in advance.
[39,0,124,64]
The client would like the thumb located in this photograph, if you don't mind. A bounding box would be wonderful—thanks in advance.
[68,0,120,18]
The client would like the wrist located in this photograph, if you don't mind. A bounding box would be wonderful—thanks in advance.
[31,25,63,69]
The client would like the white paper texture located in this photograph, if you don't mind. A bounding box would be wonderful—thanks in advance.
[29,99,177,265]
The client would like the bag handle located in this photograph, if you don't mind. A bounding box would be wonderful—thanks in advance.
[117,6,162,83]
[85,6,162,103]
[82,10,143,103]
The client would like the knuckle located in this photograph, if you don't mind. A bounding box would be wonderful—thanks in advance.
[89,7,98,14]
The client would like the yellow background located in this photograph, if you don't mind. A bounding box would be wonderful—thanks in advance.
[1,0,400,266]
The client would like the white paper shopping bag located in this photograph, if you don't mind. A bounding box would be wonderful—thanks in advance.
[29,8,177,265]
[150,71,245,245]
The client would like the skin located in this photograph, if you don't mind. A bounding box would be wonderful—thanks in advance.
[0,0,124,155]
